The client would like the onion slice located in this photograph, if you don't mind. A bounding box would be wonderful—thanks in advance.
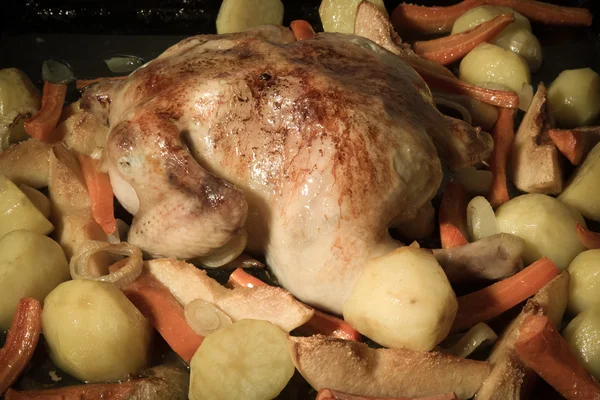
[70,240,142,289]
[435,97,473,125]
[184,298,232,337]
[445,322,498,358]
[466,196,498,241]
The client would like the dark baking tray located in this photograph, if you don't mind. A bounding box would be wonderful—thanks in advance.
[0,0,598,399]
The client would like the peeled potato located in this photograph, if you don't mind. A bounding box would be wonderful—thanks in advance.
[567,250,600,315]
[548,68,600,128]
[19,184,51,218]
[459,43,530,99]
[452,6,542,71]
[495,194,586,270]
[559,143,600,221]
[343,247,457,351]
[563,305,600,380]
[189,319,294,400]
[0,174,53,238]
[0,229,69,330]
[216,0,284,34]
[43,280,152,382]
[319,0,387,34]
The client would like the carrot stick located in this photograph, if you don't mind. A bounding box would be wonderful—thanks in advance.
[5,381,137,400]
[413,14,514,66]
[416,67,519,108]
[316,388,459,400]
[76,76,127,90]
[78,154,117,236]
[391,0,592,35]
[0,298,42,395]
[121,271,204,364]
[514,314,600,400]
[451,257,560,333]
[23,82,67,143]
[228,268,361,341]
[576,223,600,250]
[487,107,515,208]
[291,20,316,41]
[439,182,469,249]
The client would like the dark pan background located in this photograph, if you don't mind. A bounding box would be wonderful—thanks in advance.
[0,1,598,399]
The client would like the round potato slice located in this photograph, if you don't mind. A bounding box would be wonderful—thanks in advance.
[567,249,600,315]
[189,319,294,400]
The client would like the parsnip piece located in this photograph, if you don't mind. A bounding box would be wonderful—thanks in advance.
[548,68,600,128]
[0,139,51,188]
[510,83,563,194]
[189,319,294,400]
[54,102,109,156]
[563,305,600,381]
[0,68,40,150]
[320,0,387,34]
[475,271,569,400]
[145,258,313,332]
[567,249,600,315]
[559,143,600,221]
[42,280,153,382]
[343,247,457,351]
[289,335,490,399]
[216,0,284,34]
[495,193,586,270]
[459,43,530,99]
[0,229,69,330]
[0,174,53,238]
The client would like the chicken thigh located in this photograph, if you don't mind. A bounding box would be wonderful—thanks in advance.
[82,26,491,314]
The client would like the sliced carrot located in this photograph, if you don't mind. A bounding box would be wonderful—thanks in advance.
[514,314,600,400]
[316,388,459,400]
[416,68,519,108]
[228,268,361,341]
[548,127,600,165]
[0,298,42,395]
[451,257,560,333]
[121,271,204,364]
[439,182,469,249]
[78,154,117,236]
[576,223,600,250]
[487,107,515,208]
[291,20,316,41]
[5,381,136,400]
[76,76,127,90]
[23,81,67,143]
[391,0,592,35]
[413,14,514,66]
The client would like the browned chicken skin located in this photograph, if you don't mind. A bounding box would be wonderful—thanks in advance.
[82,26,491,314]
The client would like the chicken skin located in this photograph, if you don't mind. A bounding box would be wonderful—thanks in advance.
[82,26,491,314]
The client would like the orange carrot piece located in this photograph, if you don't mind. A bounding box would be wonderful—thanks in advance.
[78,154,117,236]
[514,314,600,400]
[228,268,361,341]
[439,182,469,249]
[291,20,316,41]
[548,128,587,165]
[416,68,519,108]
[121,271,204,364]
[76,76,127,90]
[316,388,459,400]
[487,107,515,208]
[413,14,514,66]
[5,381,136,400]
[23,81,67,143]
[0,298,42,395]
[576,223,600,250]
[391,0,592,35]
[451,257,560,333]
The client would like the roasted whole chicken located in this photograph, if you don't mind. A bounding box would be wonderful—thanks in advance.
[82,25,491,314]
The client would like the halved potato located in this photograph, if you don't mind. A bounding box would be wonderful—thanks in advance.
[189,319,294,400]
[216,0,284,34]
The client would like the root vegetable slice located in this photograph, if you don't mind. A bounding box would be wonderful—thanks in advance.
[189,319,294,400]
[289,335,489,400]
[547,127,600,166]
[439,182,469,249]
[0,139,51,189]
[144,259,313,332]
[487,107,515,208]
[474,271,569,400]
[510,83,563,194]
[316,388,459,400]
[576,224,600,250]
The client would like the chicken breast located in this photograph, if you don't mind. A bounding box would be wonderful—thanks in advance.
[82,26,490,314]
